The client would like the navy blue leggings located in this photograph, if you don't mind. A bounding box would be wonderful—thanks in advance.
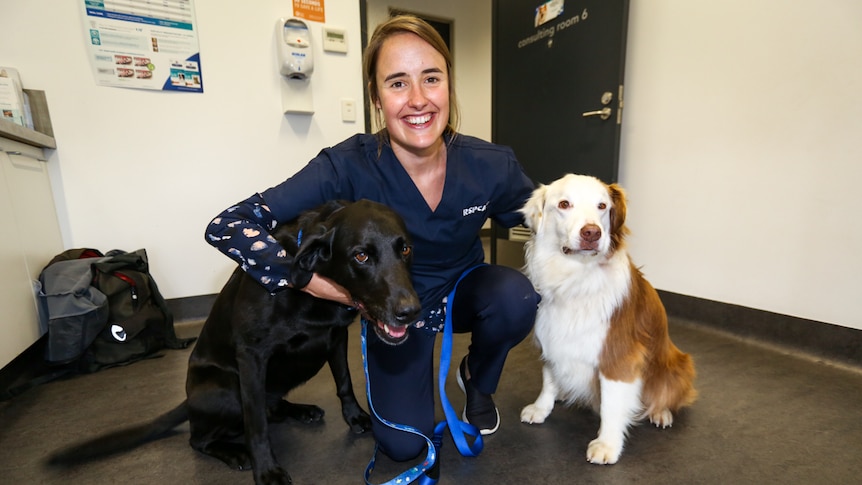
[365,264,539,461]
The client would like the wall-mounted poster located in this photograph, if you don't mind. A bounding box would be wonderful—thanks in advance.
[293,0,325,23]
[80,0,204,93]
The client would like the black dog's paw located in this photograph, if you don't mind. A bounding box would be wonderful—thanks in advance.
[230,456,254,472]
[343,403,373,434]
[272,401,325,424]
[196,441,254,471]
[348,412,373,434]
[256,465,292,485]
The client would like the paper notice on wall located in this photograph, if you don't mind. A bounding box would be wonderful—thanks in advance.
[79,0,204,92]
[293,0,325,23]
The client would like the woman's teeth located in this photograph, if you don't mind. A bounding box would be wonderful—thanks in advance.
[406,114,431,125]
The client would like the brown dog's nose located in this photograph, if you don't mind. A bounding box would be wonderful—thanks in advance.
[580,224,602,243]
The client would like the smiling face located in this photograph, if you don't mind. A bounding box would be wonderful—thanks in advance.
[373,32,450,158]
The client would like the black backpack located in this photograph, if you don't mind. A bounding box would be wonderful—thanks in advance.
[39,248,195,373]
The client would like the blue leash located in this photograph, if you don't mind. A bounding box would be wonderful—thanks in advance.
[361,265,486,484]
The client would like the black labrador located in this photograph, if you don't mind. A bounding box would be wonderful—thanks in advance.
[48,199,421,484]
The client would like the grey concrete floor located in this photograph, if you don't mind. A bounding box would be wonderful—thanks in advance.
[2,317,861,485]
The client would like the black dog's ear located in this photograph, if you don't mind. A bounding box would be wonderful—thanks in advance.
[290,225,336,288]
[296,200,350,228]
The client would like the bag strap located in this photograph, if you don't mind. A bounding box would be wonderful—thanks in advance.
[361,264,486,484]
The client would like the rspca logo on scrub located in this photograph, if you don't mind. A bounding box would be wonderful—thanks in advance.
[463,202,488,217]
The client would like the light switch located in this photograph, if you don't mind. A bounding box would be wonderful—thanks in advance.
[341,98,356,122]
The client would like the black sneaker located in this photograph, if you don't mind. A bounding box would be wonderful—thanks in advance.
[456,355,500,435]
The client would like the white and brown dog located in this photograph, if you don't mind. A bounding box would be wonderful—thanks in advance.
[519,173,696,465]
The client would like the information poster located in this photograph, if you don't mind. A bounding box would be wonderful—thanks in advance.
[293,0,325,23]
[80,0,204,92]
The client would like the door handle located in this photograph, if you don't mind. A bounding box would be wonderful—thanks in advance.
[582,107,612,120]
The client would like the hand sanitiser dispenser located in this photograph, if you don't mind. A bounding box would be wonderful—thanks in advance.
[278,18,313,79]
[277,18,314,115]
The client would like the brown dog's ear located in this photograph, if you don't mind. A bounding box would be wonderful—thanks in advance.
[607,183,630,249]
[520,185,548,233]
[290,225,335,288]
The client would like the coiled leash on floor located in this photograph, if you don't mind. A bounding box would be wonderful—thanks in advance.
[361,265,486,485]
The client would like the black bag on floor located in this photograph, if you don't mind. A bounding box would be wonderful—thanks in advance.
[83,249,195,372]
[39,248,195,373]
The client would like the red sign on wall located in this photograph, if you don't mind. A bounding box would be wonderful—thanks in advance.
[293,0,325,23]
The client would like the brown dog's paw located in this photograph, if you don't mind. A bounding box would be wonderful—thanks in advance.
[586,438,622,465]
[648,408,674,428]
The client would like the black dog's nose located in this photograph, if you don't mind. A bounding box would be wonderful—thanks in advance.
[395,300,421,324]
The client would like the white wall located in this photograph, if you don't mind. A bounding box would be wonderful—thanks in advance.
[0,0,366,299]
[620,0,862,329]
[2,1,861,330]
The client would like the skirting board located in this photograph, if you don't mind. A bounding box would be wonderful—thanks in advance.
[167,293,217,325]
[659,290,862,369]
[167,290,862,369]
[5,289,860,398]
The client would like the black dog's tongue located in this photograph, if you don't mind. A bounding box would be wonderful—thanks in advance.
[355,301,407,340]
[377,321,407,339]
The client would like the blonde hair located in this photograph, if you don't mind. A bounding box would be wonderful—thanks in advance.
[363,15,460,139]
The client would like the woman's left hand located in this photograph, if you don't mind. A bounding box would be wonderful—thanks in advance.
[300,273,355,307]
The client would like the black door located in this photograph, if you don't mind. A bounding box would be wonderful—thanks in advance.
[492,0,630,185]
[491,0,630,265]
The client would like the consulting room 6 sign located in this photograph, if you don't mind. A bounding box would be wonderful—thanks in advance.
[80,0,204,92]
